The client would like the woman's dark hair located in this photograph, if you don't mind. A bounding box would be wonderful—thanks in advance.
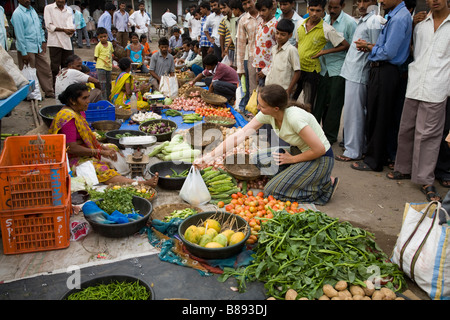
[130,32,139,39]
[276,19,295,34]
[255,0,273,10]
[65,54,81,66]
[158,37,169,46]
[58,83,89,106]
[118,57,132,71]
[259,84,310,112]
[140,34,147,41]
[203,54,219,66]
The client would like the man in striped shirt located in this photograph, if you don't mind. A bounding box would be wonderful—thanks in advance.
[218,0,235,65]
[199,1,214,57]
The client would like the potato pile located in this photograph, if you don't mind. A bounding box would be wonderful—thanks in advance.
[270,281,405,300]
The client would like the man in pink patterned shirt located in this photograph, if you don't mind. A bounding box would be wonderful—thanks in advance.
[254,0,277,87]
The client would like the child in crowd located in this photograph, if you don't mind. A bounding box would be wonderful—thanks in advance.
[265,19,301,98]
[185,40,203,75]
[254,0,277,87]
[125,32,149,73]
[140,34,152,67]
[189,53,238,103]
[148,37,175,90]
[94,27,114,100]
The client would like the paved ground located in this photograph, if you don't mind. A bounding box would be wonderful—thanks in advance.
[2,31,448,300]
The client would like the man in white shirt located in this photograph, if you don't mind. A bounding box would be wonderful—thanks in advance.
[387,0,450,202]
[92,6,102,24]
[204,0,224,60]
[44,0,75,87]
[188,9,202,40]
[162,8,178,35]
[129,2,150,38]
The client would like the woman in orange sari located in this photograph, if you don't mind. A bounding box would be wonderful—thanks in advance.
[49,83,158,186]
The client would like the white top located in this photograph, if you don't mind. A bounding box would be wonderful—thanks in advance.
[129,10,150,33]
[188,17,201,40]
[204,12,224,46]
[44,3,75,50]
[184,12,191,28]
[255,106,330,153]
[162,11,177,28]
[405,13,450,103]
[55,68,89,103]
[265,41,301,90]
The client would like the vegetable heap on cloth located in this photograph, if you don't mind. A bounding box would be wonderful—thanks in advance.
[144,218,254,276]
[219,209,406,299]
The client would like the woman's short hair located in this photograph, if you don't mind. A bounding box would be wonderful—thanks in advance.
[118,57,132,71]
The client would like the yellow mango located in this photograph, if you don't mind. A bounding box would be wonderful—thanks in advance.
[205,242,224,248]
[213,234,228,247]
[204,219,221,233]
[220,229,235,242]
[229,232,245,245]
[197,226,206,236]
[205,228,218,238]
[184,225,201,244]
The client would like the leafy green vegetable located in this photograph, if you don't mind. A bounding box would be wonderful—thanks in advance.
[66,280,151,300]
[218,209,406,300]
[87,187,135,214]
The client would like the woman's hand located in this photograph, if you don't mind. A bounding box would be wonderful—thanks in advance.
[273,150,295,165]
[101,148,117,161]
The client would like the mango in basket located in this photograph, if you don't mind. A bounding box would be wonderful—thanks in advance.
[204,219,221,233]
[184,225,201,244]
[205,228,218,238]
[229,232,245,246]
[197,226,206,236]
[198,234,213,247]
[205,242,224,248]
[212,234,228,247]
[220,229,235,242]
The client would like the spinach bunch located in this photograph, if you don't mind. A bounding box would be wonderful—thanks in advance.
[219,210,406,300]
[87,188,135,215]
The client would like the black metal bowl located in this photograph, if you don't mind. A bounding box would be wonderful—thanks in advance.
[39,104,64,127]
[178,211,250,259]
[84,196,153,238]
[139,119,177,142]
[148,161,192,190]
[105,129,147,149]
[61,275,155,300]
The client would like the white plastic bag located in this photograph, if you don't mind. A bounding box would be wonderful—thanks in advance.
[179,166,211,206]
[75,161,99,186]
[159,75,178,98]
[221,55,231,66]
[21,64,42,100]
[101,153,130,176]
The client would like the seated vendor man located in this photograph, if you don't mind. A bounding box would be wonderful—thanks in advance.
[189,54,238,103]
[148,37,176,90]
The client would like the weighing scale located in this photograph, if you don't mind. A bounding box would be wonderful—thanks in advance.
[119,136,157,178]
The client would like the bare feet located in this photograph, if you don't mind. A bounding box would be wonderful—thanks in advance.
[144,172,159,188]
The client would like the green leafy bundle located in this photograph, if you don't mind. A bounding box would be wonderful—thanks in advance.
[219,210,406,300]
[87,187,135,214]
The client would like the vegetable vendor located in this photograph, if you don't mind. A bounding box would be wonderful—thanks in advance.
[195,84,339,205]
[49,83,159,187]
[188,53,238,103]
[110,57,149,109]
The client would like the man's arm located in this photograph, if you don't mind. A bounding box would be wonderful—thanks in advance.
[235,17,246,76]
[311,39,349,59]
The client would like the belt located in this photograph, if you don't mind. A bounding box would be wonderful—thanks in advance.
[370,61,390,68]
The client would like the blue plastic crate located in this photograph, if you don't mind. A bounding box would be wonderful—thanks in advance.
[82,61,96,72]
[85,101,115,123]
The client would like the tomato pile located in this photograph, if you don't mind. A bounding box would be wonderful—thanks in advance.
[218,191,305,244]
[195,106,235,118]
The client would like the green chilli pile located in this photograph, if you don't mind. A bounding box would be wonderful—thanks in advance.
[66,280,151,300]
[219,210,406,300]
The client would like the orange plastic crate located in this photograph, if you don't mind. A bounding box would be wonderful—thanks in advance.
[0,134,70,210]
[0,196,71,254]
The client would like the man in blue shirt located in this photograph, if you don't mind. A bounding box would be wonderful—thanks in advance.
[11,0,54,98]
[97,3,116,43]
[313,0,357,145]
[350,0,412,172]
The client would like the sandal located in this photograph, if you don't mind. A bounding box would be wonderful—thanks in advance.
[330,177,339,200]
[421,184,442,202]
[438,178,450,188]
[335,155,360,162]
[386,171,411,180]
[351,161,373,171]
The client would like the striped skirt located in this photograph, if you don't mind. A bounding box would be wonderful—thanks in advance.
[252,147,335,205]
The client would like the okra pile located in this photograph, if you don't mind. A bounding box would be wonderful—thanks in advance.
[201,166,240,205]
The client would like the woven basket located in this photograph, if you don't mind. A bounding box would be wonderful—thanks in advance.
[187,122,223,148]
[91,120,121,132]
[150,203,203,222]
[184,87,207,98]
[201,91,228,105]
[204,116,236,128]
[224,153,261,181]
[115,107,132,120]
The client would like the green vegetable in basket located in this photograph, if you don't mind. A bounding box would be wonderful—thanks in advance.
[163,208,198,222]
[66,280,151,300]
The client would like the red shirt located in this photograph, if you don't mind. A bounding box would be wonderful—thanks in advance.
[202,62,239,85]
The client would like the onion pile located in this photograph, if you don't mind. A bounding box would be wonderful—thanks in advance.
[169,96,213,111]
